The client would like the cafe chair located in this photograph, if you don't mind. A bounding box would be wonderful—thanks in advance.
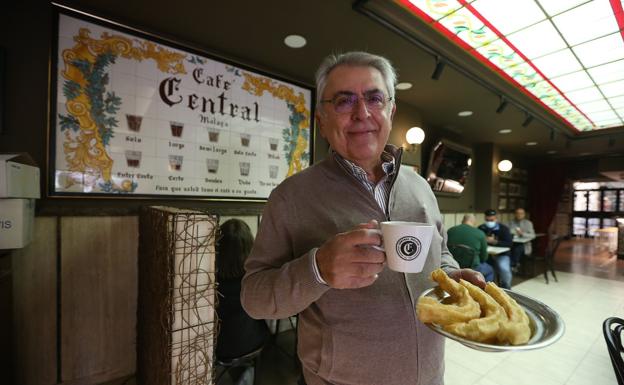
[522,235,561,284]
[542,235,561,284]
[215,345,264,385]
[448,243,477,269]
[602,317,624,385]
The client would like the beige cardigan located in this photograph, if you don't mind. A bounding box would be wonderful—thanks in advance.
[241,145,459,385]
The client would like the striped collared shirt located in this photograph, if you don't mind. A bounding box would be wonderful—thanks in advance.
[333,150,396,216]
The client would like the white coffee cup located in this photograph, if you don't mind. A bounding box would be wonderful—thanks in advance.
[374,221,435,273]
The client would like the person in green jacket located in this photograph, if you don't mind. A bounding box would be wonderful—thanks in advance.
[447,214,494,282]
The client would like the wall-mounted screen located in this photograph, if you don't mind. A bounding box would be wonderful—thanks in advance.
[426,140,472,194]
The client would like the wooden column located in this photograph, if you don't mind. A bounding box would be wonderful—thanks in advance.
[60,216,137,385]
[12,217,58,385]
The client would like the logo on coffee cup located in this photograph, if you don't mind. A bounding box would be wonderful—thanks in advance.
[395,236,422,261]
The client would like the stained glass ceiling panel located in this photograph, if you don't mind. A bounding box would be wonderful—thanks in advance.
[552,0,619,45]
[577,99,613,113]
[531,49,582,78]
[611,95,624,108]
[471,0,546,34]
[573,33,624,68]
[588,59,624,84]
[507,20,567,59]
[600,79,624,97]
[401,0,624,132]
[549,71,595,93]
[566,86,604,105]
[539,0,589,17]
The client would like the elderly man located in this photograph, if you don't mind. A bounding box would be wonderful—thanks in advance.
[241,51,484,385]
[508,208,536,269]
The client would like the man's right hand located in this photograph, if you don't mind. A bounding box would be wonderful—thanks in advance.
[316,220,386,289]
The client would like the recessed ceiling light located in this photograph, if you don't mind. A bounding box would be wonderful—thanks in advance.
[396,82,413,90]
[499,129,512,134]
[284,34,306,48]
[458,111,473,117]
[526,142,537,146]
[546,150,557,154]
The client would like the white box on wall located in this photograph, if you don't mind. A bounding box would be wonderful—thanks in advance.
[0,153,40,198]
[0,199,35,249]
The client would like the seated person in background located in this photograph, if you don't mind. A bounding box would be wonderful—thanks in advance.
[478,209,513,289]
[447,214,495,282]
[216,219,270,381]
[508,208,536,269]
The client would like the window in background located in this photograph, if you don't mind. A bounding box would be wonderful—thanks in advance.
[572,217,587,237]
[603,190,617,212]
[587,218,601,237]
[574,191,587,211]
[572,182,624,237]
[588,191,601,211]
[573,182,600,190]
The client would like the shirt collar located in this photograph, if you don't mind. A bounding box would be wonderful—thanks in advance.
[332,150,396,180]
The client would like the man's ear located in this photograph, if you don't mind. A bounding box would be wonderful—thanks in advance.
[390,102,397,121]
[315,112,326,138]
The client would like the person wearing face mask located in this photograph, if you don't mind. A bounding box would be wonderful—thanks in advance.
[478,209,513,289]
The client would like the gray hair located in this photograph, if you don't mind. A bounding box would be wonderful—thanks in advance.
[315,51,397,108]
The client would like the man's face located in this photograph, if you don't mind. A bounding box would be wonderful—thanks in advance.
[485,215,497,223]
[316,65,395,166]
[515,209,525,220]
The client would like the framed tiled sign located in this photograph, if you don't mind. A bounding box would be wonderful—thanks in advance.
[49,5,314,199]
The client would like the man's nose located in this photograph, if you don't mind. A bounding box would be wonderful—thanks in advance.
[352,97,371,119]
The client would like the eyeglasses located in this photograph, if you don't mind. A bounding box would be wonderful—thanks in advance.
[320,91,393,114]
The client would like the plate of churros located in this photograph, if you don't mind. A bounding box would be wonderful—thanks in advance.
[417,269,565,352]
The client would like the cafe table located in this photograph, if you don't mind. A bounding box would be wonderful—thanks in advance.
[512,233,545,244]
[595,227,618,254]
[512,235,534,243]
[487,246,510,256]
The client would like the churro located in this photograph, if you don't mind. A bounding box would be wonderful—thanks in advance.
[485,282,531,345]
[443,279,507,343]
[417,270,532,346]
[416,269,481,325]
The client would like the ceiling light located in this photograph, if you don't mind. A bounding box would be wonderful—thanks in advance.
[284,34,306,48]
[499,129,512,134]
[405,126,425,145]
[547,150,557,154]
[526,142,538,146]
[396,82,413,90]
[458,111,473,117]
[498,160,513,172]
[467,158,472,166]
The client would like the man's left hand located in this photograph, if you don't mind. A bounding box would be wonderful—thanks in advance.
[448,268,486,289]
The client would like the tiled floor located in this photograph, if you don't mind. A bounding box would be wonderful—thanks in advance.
[445,271,624,385]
